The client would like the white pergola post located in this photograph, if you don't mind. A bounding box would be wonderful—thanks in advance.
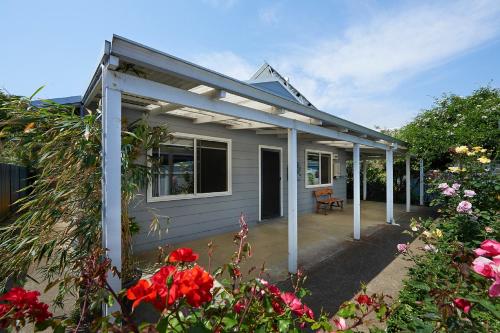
[362,160,367,201]
[101,67,122,311]
[353,144,361,240]
[405,155,411,212]
[419,158,424,206]
[287,128,298,273]
[386,149,394,224]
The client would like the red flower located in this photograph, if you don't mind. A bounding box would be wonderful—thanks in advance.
[168,248,199,263]
[267,285,281,298]
[271,299,284,315]
[356,294,372,306]
[152,266,179,310]
[126,279,157,310]
[280,292,314,319]
[175,265,214,307]
[127,266,180,311]
[453,298,471,313]
[233,299,246,314]
[0,287,52,327]
[151,266,177,287]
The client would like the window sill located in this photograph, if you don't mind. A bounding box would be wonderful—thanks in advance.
[147,191,232,203]
[305,183,333,189]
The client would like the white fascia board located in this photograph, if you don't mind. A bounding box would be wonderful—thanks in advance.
[110,35,406,146]
[110,71,388,150]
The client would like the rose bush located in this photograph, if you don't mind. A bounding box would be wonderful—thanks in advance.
[387,145,500,332]
[0,214,394,332]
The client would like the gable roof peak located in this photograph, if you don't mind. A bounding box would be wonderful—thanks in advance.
[248,63,316,109]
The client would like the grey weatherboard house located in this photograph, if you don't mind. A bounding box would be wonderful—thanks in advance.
[46,35,424,292]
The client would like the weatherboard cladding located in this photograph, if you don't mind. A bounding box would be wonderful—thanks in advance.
[124,108,347,252]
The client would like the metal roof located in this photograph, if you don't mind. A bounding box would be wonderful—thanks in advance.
[31,95,82,107]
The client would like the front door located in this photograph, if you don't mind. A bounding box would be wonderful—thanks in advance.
[261,148,281,220]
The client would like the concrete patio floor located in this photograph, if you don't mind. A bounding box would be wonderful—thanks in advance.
[134,201,432,282]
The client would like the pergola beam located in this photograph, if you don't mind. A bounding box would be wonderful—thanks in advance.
[194,115,234,124]
[255,129,288,135]
[110,71,389,149]
[227,123,275,130]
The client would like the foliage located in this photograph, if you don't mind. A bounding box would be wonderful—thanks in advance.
[387,146,500,332]
[0,90,170,298]
[396,87,500,169]
[346,159,422,204]
[0,214,394,332]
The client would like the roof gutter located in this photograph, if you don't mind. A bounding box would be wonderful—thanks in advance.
[81,41,111,107]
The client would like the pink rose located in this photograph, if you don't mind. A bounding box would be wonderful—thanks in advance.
[397,244,408,253]
[489,274,500,298]
[424,244,438,253]
[333,317,348,330]
[456,200,472,214]
[472,256,497,278]
[438,183,449,189]
[463,190,476,197]
[473,240,500,258]
[452,183,461,190]
[442,187,456,196]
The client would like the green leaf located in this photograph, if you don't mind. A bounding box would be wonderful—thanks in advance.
[34,320,51,331]
[255,325,267,333]
[278,319,291,332]
[469,298,500,319]
[29,86,45,100]
[337,302,357,318]
[411,281,431,292]
[156,317,169,333]
[188,322,211,333]
[222,316,238,329]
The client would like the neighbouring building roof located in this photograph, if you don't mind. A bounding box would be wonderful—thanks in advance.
[31,95,82,107]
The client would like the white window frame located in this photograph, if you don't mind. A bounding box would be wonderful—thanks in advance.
[304,149,333,188]
[147,132,232,202]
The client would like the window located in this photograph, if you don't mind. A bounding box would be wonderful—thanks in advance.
[305,150,332,187]
[149,134,231,201]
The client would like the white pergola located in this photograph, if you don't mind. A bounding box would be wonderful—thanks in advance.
[83,36,425,297]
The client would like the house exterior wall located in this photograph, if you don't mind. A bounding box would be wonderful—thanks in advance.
[124,108,348,253]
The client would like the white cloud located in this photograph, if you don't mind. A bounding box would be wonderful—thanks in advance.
[193,51,256,80]
[194,0,500,128]
[299,0,500,93]
[279,0,500,127]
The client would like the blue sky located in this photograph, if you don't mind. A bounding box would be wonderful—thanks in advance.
[1,0,499,129]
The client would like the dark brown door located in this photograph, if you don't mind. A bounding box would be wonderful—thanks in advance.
[261,149,281,220]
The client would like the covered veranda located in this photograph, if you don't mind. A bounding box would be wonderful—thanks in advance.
[83,35,426,302]
[134,201,431,282]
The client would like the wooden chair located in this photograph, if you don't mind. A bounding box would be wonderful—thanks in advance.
[313,188,344,215]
